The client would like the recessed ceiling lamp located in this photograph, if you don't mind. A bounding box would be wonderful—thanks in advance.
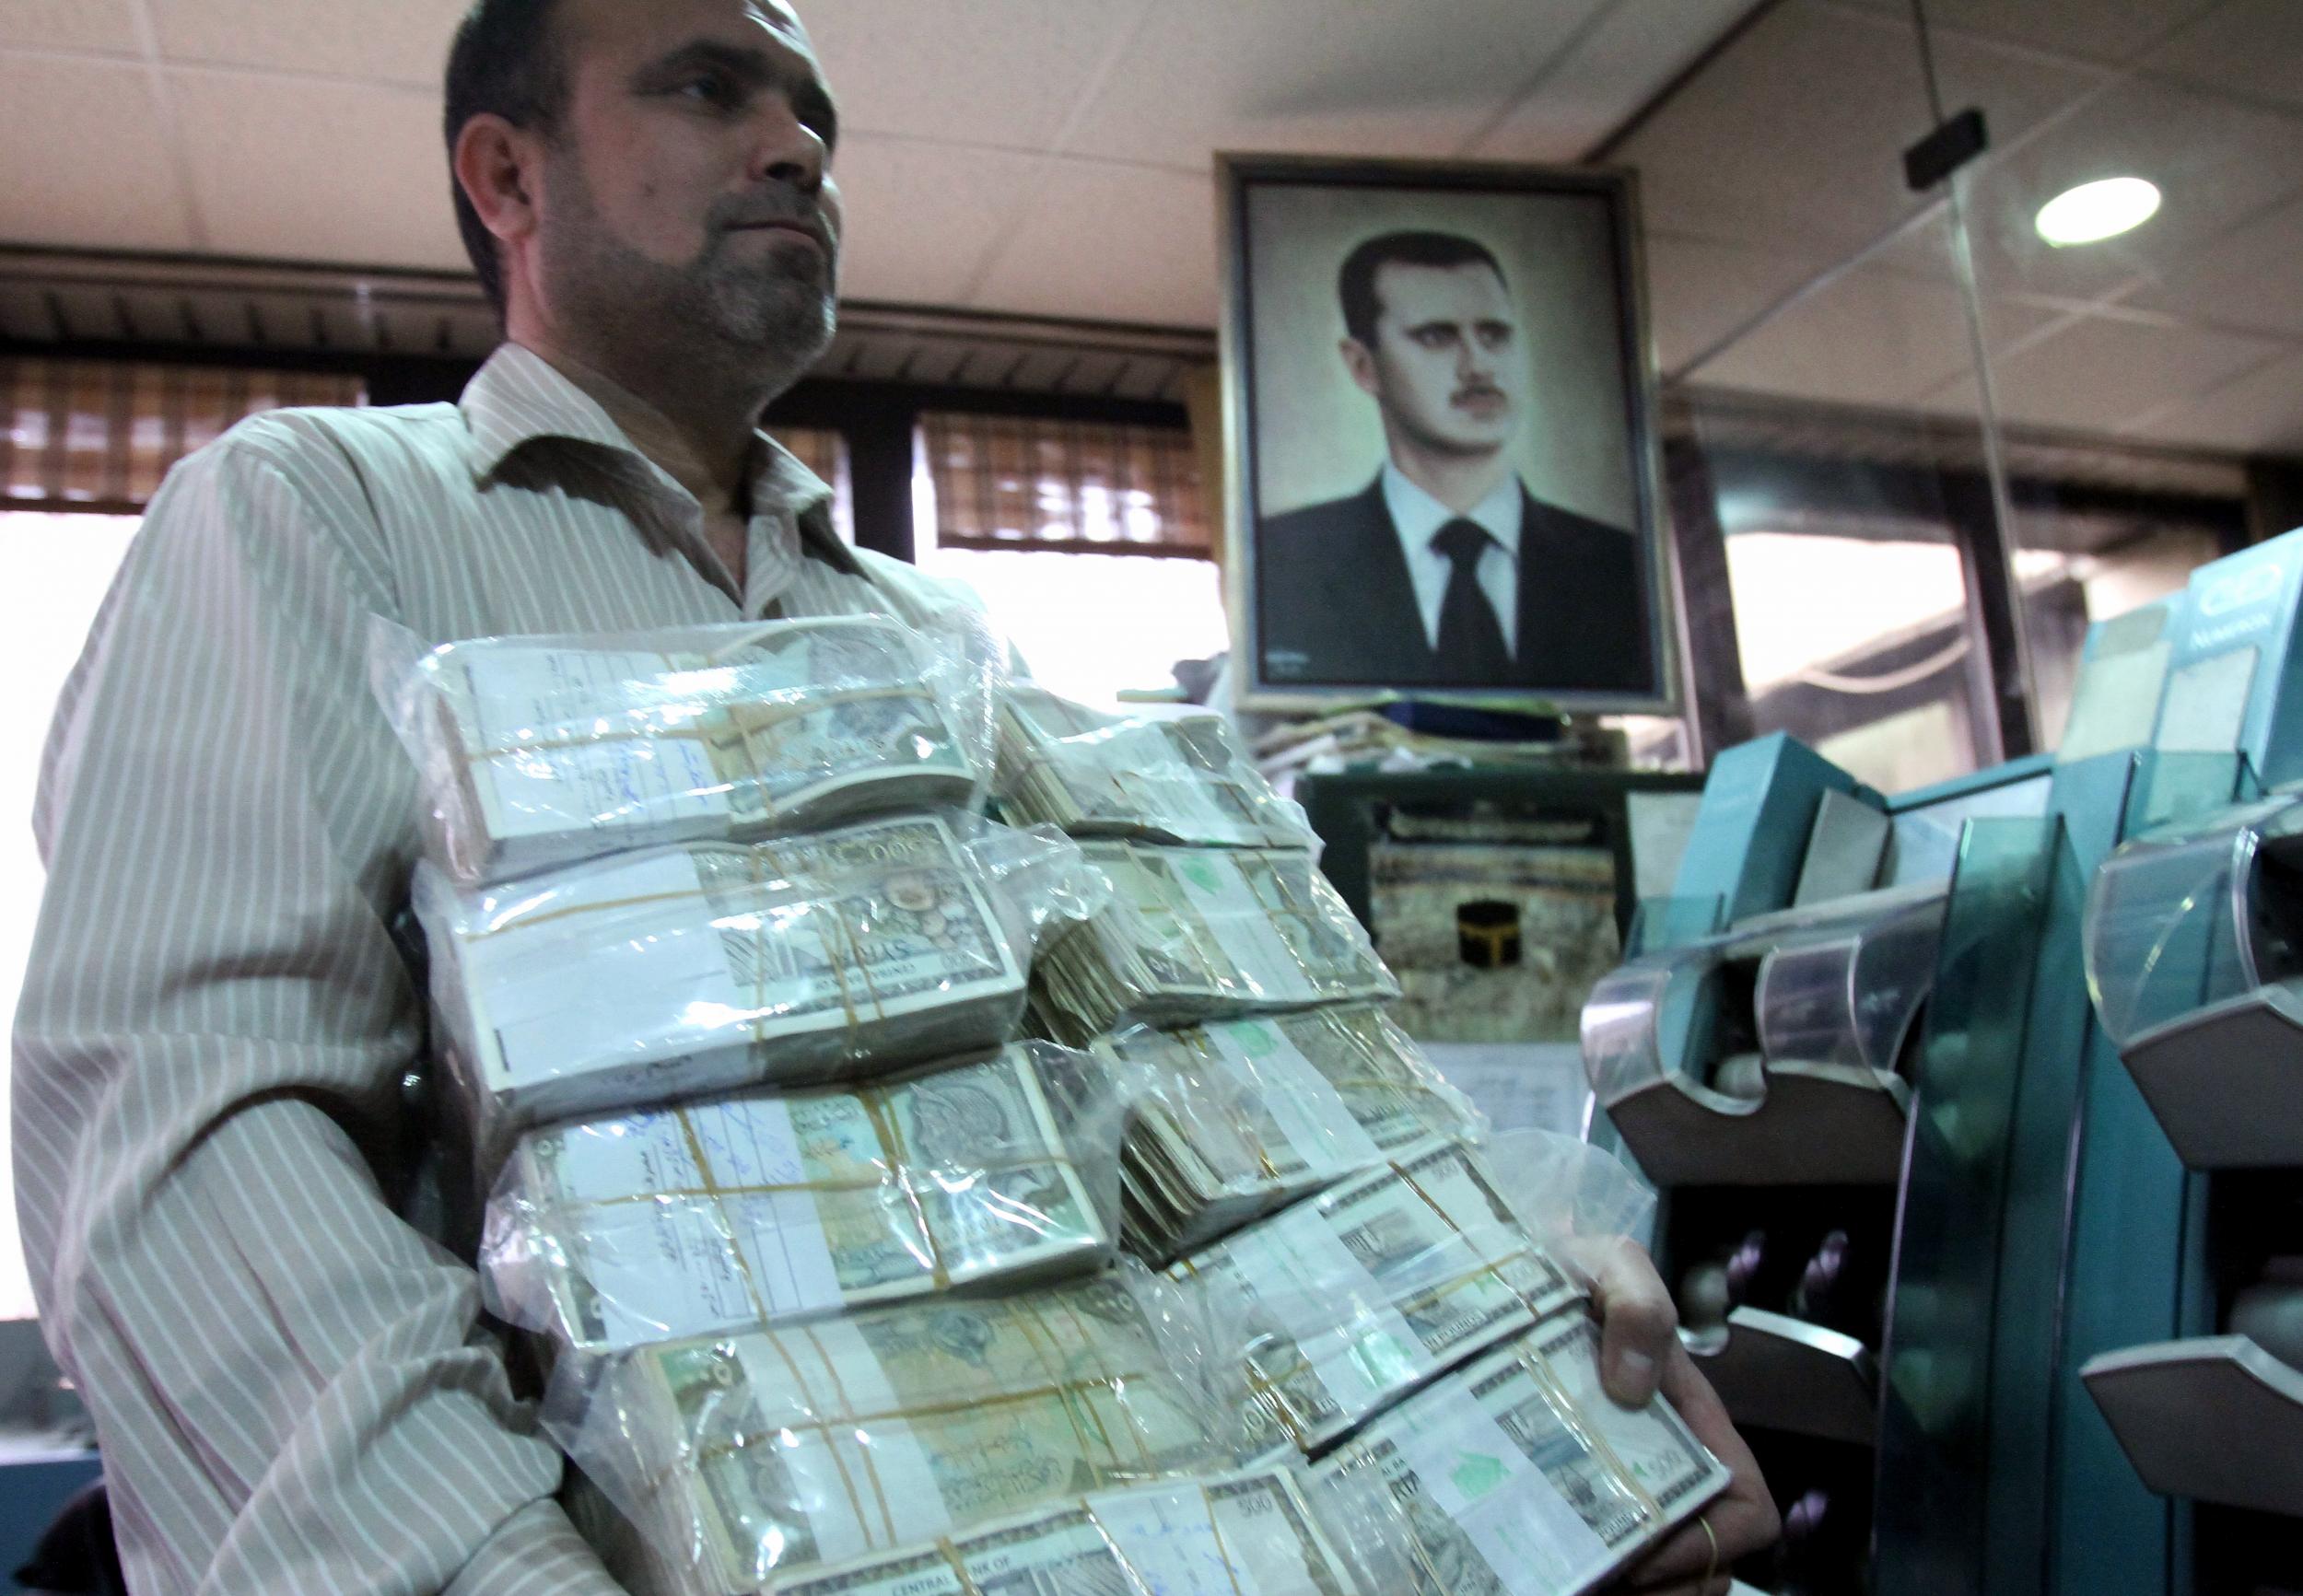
[2035,176,2162,247]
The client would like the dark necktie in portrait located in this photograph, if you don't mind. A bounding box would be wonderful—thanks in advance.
[1256,474,1654,693]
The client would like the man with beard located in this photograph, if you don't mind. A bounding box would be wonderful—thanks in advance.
[1257,230,1655,694]
[11,5,1771,1592]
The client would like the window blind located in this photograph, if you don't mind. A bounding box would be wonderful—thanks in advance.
[1,357,366,513]
[919,410,1210,557]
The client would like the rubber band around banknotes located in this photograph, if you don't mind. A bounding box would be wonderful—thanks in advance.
[458,832,1002,1071]
[1511,1334,1668,1530]
[1388,1148,1572,1323]
[684,1370,1172,1471]
[929,1536,990,1596]
[1078,1484,1251,1596]
[556,1073,1093,1326]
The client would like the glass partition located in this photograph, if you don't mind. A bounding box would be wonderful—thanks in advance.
[1610,0,2285,778]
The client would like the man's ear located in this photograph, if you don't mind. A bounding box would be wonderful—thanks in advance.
[455,114,545,256]
[1339,336,1381,401]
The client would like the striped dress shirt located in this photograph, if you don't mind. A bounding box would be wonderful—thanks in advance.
[10,344,973,1596]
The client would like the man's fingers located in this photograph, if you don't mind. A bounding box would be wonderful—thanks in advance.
[1659,1342,1771,1509]
[1590,1238,1678,1406]
[1618,1346,1781,1591]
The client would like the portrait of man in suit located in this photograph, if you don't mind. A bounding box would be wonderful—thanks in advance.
[1251,226,1658,696]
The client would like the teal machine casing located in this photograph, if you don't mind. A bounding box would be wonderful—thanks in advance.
[1604,526,2303,1595]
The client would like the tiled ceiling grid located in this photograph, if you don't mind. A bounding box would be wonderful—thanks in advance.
[4,0,2299,455]
[0,0,1747,325]
[1631,0,2303,455]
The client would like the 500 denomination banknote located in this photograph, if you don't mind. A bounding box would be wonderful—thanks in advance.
[1311,1316,1731,1596]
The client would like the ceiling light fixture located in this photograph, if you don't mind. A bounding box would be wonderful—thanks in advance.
[2035,176,2162,247]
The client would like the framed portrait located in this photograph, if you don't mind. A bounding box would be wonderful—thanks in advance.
[1218,154,1678,713]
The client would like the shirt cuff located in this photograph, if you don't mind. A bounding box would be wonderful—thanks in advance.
[442,1500,627,1596]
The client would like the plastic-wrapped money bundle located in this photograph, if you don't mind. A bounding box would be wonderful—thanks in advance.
[1171,1139,1579,1456]
[995,685,1316,850]
[416,812,1101,1145]
[554,1269,1237,1596]
[1032,842,1397,1044]
[571,1466,1374,1596]
[1311,1316,1733,1596]
[1101,1007,1483,1261]
[482,1043,1129,1354]
[377,613,1003,885]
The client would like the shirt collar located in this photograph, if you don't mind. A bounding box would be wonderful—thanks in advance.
[458,343,841,544]
[1381,461,1524,560]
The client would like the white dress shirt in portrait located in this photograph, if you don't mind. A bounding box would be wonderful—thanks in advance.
[1381,462,1524,658]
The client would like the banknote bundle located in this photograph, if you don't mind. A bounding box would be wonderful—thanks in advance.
[1170,1139,1581,1456]
[765,1470,1366,1596]
[555,1270,1238,1595]
[1032,842,1397,1044]
[482,1043,1127,1354]
[995,685,1316,849]
[380,613,1002,885]
[1310,1316,1733,1596]
[416,811,1101,1142]
[570,1466,1375,1596]
[1101,1007,1483,1261]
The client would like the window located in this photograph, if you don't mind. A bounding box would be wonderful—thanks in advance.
[1,512,142,1321]
[764,425,855,543]
[918,411,1210,555]
[911,411,1229,708]
[3,357,364,511]
[1724,529,1984,792]
[2,356,367,1322]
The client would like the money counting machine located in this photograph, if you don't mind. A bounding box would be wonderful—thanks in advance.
[1582,526,2303,1595]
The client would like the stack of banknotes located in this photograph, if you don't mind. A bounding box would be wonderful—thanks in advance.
[1032,842,1397,1044]
[570,1274,1226,1595]
[995,685,1315,849]
[385,617,1738,1596]
[417,811,1092,1138]
[482,1043,1117,1353]
[771,1470,1362,1596]
[1099,1007,1482,1260]
[390,614,993,884]
[569,1467,1368,1596]
[1170,1139,1582,1456]
[1311,1317,1734,1596]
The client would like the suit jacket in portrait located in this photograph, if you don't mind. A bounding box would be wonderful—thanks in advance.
[1255,475,1656,694]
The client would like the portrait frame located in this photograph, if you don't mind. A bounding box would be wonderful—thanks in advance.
[1218,152,1681,716]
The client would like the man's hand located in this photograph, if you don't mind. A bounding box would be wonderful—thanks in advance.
[1588,1239,1782,1595]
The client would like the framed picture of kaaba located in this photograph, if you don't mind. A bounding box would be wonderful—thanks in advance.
[1218,153,1678,713]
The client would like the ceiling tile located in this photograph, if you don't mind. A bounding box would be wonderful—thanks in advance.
[146,0,466,86]
[971,160,1218,326]
[1615,1,2102,260]
[2148,0,2303,113]
[1691,262,2059,410]
[1836,0,2216,66]
[169,70,467,268]
[1470,0,1753,163]
[2121,192,2303,338]
[1062,0,1616,170]
[0,56,197,250]
[1945,310,2284,433]
[831,134,1049,306]
[802,0,1142,149]
[1641,229,1841,376]
[1943,75,2303,307]
[2135,344,2303,454]
[0,0,141,53]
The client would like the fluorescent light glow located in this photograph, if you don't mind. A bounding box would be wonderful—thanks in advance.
[2036,177,2161,247]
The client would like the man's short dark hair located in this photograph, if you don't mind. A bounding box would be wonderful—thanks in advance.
[444,0,572,315]
[1338,231,1507,345]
